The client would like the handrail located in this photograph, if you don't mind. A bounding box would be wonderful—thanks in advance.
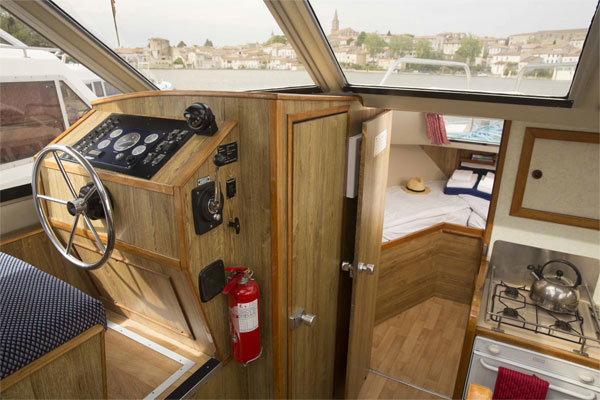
[0,44,61,58]
[478,358,597,400]
[515,62,577,91]
[379,57,471,88]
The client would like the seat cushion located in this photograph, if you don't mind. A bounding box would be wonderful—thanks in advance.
[0,252,106,379]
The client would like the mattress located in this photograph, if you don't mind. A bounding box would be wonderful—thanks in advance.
[382,181,472,242]
[0,252,106,379]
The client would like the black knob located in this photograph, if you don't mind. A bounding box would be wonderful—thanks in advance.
[126,155,136,164]
[214,153,226,167]
[228,217,241,235]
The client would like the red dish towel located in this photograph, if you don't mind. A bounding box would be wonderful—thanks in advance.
[492,367,549,400]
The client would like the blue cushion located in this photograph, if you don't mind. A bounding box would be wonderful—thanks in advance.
[0,252,106,379]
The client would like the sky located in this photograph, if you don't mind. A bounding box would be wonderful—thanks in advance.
[53,0,598,49]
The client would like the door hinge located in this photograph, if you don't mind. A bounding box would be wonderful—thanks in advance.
[341,261,354,278]
[482,243,488,257]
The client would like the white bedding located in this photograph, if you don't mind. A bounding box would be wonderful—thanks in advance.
[382,181,472,242]
[382,181,490,242]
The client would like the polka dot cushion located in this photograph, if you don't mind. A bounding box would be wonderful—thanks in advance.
[0,252,106,379]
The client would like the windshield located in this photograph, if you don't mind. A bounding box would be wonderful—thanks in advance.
[311,0,598,97]
[52,0,315,91]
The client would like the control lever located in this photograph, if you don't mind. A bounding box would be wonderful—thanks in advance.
[207,154,226,221]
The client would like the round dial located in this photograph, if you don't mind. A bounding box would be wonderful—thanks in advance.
[113,132,141,152]
[97,139,111,150]
[132,145,147,156]
[109,129,123,138]
[145,133,159,144]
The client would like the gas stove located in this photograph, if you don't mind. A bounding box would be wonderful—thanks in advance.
[479,241,600,358]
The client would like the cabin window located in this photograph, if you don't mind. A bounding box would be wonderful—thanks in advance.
[311,0,597,99]
[92,81,105,97]
[59,81,91,125]
[443,116,503,145]
[52,0,316,91]
[0,8,109,199]
[0,81,64,166]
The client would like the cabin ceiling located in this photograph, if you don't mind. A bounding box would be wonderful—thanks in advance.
[3,0,599,127]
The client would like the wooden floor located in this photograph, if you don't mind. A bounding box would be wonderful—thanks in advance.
[105,311,211,399]
[362,297,470,399]
[359,372,445,399]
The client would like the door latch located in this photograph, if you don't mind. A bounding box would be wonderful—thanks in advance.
[289,308,316,330]
[341,261,354,278]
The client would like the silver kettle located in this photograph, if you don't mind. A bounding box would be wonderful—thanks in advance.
[528,259,582,314]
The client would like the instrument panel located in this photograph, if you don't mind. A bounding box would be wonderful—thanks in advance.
[63,113,194,179]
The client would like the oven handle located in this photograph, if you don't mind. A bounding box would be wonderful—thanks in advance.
[479,359,597,400]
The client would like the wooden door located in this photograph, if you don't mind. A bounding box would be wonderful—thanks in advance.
[345,111,392,399]
[288,112,348,398]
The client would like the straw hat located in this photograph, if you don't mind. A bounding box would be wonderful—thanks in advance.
[401,177,430,195]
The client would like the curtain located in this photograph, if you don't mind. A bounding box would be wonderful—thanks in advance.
[425,113,450,145]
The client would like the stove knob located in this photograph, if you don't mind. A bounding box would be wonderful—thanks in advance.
[487,345,501,356]
[579,373,595,384]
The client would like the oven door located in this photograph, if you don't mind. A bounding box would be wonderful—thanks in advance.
[465,337,599,400]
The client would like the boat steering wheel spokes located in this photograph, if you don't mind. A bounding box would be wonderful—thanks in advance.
[32,144,115,269]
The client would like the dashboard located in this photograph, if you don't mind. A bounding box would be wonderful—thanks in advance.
[63,113,195,179]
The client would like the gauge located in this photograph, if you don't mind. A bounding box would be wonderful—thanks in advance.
[109,129,123,138]
[97,139,111,150]
[145,133,159,144]
[132,145,147,156]
[113,132,141,152]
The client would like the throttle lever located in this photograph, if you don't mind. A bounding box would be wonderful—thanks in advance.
[208,153,226,220]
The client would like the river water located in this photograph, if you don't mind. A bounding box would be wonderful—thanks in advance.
[150,69,571,97]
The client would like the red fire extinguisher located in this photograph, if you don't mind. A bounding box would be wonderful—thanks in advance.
[223,267,261,364]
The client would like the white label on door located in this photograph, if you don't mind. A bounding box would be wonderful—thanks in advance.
[374,130,387,157]
[237,299,259,333]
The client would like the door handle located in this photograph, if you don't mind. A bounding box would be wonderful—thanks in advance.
[289,308,316,330]
[358,262,375,275]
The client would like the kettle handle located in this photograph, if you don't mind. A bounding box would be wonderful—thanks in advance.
[539,259,582,288]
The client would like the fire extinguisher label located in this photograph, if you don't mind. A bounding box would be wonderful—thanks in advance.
[237,299,259,333]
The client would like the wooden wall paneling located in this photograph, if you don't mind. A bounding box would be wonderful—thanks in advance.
[121,94,276,398]
[510,127,600,230]
[483,121,511,247]
[421,145,461,177]
[288,112,348,399]
[376,231,436,325]
[376,223,483,324]
[189,360,249,400]
[0,230,98,296]
[54,229,215,355]
[180,125,237,361]
[434,232,482,305]
[75,244,194,338]
[1,325,106,399]
[269,99,287,399]
[40,166,179,259]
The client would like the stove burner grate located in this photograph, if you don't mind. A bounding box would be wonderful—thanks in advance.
[489,281,587,347]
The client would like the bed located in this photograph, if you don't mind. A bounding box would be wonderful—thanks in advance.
[382,180,490,242]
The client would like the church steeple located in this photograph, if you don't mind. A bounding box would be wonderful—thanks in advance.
[331,9,339,34]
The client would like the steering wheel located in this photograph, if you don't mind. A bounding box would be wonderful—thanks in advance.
[32,144,115,269]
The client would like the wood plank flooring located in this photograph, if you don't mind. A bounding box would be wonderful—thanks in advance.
[105,311,211,399]
[364,297,470,399]
[359,372,445,400]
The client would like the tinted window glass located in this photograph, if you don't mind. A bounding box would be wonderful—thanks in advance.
[53,0,316,91]
[311,0,597,97]
[0,81,64,164]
